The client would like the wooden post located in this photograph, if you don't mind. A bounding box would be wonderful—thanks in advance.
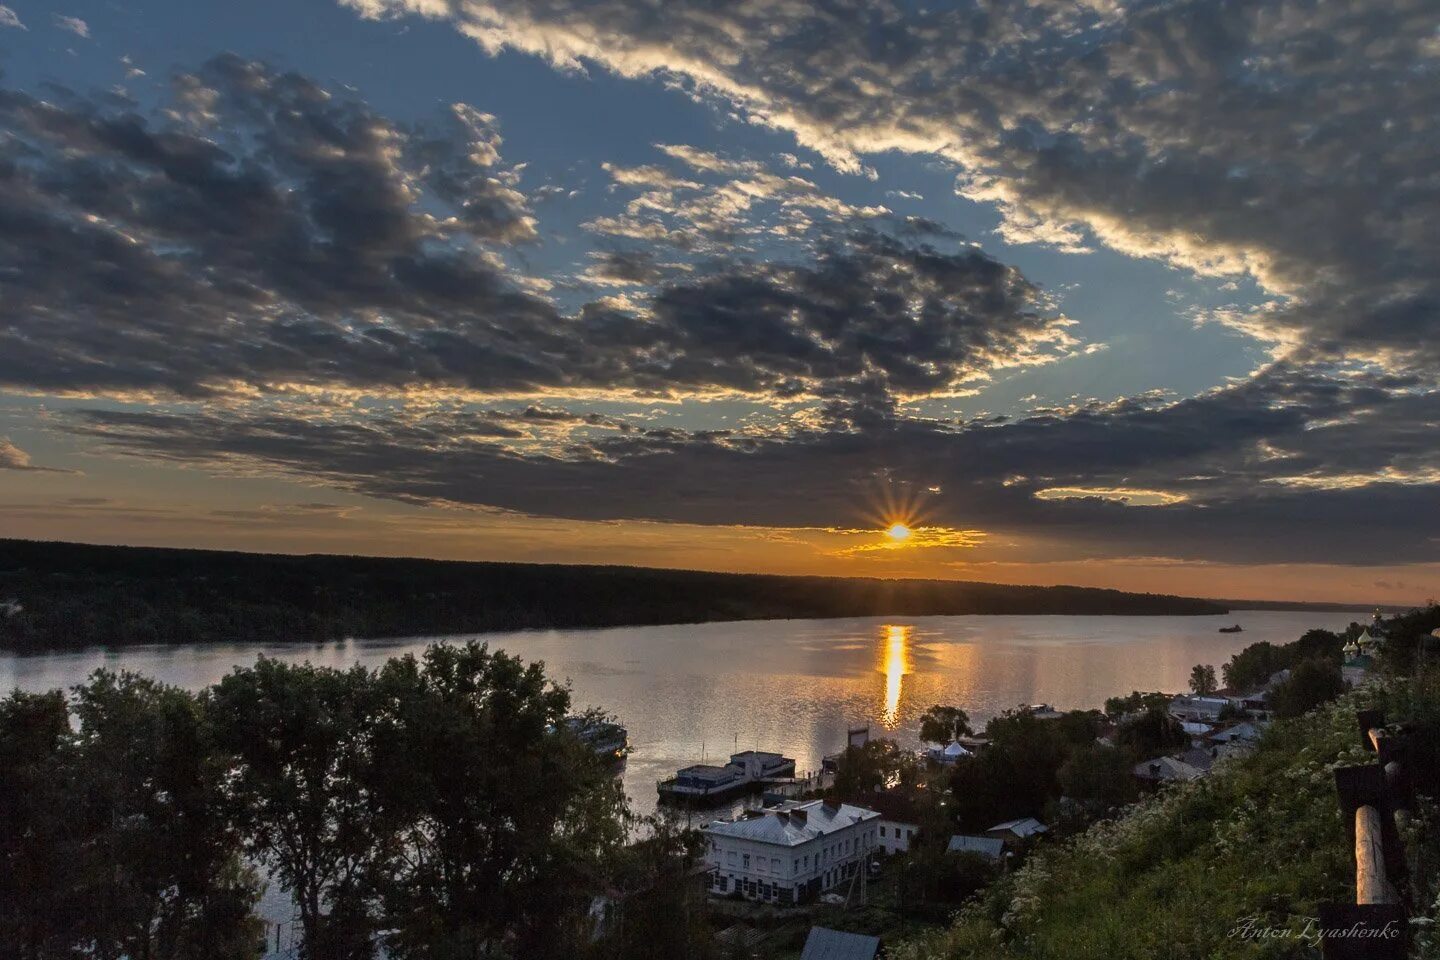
[1355,805,1399,905]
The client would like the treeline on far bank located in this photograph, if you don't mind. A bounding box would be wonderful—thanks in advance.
[1,642,711,960]
[0,538,1227,651]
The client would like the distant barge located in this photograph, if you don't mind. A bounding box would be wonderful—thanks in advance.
[1219,624,1244,633]
[658,750,796,804]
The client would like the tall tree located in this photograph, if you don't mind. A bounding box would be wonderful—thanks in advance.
[371,642,628,960]
[210,658,386,960]
[919,705,972,744]
[1270,658,1346,719]
[0,690,82,957]
[1189,664,1218,696]
[67,673,262,960]
[831,738,916,798]
[588,817,713,960]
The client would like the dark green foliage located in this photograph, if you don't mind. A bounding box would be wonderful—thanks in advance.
[588,818,714,960]
[892,676,1440,960]
[902,847,997,908]
[1222,627,1346,691]
[0,538,1227,651]
[945,709,1102,830]
[832,738,919,798]
[1188,663,1216,696]
[0,690,84,956]
[369,643,629,960]
[0,674,264,960]
[1269,657,1345,718]
[1102,691,1172,718]
[0,644,698,960]
[210,659,389,960]
[919,705,972,744]
[1056,742,1138,812]
[1113,708,1186,759]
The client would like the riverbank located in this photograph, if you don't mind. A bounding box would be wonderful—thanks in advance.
[889,671,1440,960]
[0,538,1235,651]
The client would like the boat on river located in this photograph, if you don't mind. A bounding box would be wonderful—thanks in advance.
[657,750,796,804]
[1219,624,1244,633]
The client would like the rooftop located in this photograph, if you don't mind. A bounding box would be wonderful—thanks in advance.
[948,834,1005,861]
[987,816,1048,838]
[678,764,741,779]
[800,926,881,960]
[704,799,880,847]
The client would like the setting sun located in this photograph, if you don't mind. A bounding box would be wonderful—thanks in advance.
[886,523,912,542]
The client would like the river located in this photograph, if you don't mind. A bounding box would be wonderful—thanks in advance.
[1,609,1364,817]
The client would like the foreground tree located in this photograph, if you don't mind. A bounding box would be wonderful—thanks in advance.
[1057,742,1138,811]
[831,737,917,798]
[1189,664,1218,696]
[588,817,713,960]
[372,642,628,960]
[1270,658,1346,719]
[1,674,263,960]
[0,690,83,956]
[210,658,387,960]
[919,705,972,744]
[1113,708,1187,759]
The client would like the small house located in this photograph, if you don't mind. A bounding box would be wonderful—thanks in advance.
[865,793,922,856]
[1208,720,1265,744]
[1168,695,1231,723]
[984,817,1048,842]
[800,926,881,960]
[947,834,1005,863]
[1133,755,1204,783]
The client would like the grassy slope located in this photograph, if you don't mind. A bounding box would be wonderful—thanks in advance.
[893,678,1440,960]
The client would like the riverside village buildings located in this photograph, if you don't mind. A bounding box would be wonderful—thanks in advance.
[703,799,881,905]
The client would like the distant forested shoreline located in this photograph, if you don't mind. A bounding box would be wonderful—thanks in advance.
[2,538,1244,651]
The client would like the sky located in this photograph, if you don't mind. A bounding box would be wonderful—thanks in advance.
[0,0,1436,604]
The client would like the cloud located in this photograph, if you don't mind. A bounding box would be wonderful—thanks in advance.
[0,438,77,473]
[591,144,890,252]
[59,361,1440,565]
[53,14,88,37]
[337,0,1440,370]
[0,59,1070,407]
[0,5,24,29]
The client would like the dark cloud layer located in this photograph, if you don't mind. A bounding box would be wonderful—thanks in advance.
[65,362,1440,564]
[0,57,1066,402]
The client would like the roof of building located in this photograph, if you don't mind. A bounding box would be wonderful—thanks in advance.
[1134,755,1204,781]
[730,750,790,761]
[864,791,923,826]
[1180,746,1215,772]
[800,926,881,960]
[947,835,1005,861]
[704,799,880,847]
[987,817,1047,838]
[678,764,740,779]
[1209,721,1265,742]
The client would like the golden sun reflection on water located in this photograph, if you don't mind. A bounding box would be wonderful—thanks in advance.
[879,623,912,728]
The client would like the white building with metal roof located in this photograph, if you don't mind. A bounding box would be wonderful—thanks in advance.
[703,799,881,905]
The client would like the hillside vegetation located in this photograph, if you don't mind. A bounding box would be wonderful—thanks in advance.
[0,539,1225,651]
[892,674,1440,960]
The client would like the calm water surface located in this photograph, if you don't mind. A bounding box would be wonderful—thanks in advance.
[2,609,1364,815]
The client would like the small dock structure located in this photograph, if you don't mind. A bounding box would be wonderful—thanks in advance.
[658,749,796,804]
[563,716,628,761]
